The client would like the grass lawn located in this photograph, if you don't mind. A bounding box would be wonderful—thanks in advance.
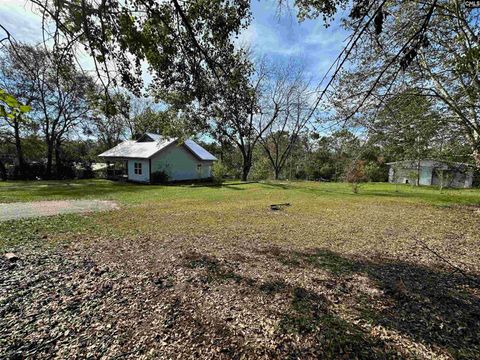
[1,180,479,359]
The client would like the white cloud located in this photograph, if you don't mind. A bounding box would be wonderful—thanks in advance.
[304,26,348,47]
[0,0,44,44]
[240,21,303,57]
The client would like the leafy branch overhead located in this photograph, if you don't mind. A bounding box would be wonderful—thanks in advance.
[29,0,251,100]
[0,89,31,119]
[292,0,437,67]
[9,0,453,135]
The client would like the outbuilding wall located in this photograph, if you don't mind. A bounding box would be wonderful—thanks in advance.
[389,166,420,185]
[431,169,474,188]
[389,161,474,188]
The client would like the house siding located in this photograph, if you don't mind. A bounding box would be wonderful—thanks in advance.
[127,159,150,183]
[150,143,213,181]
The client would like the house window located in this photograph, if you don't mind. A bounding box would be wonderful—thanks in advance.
[134,162,142,175]
[197,164,202,170]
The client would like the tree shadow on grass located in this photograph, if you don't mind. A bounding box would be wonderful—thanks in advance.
[184,181,258,187]
[259,182,293,190]
[182,251,396,358]
[179,181,258,191]
[259,247,480,359]
[179,249,480,357]
[275,286,393,359]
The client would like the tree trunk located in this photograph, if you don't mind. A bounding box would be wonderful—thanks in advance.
[45,140,54,179]
[416,159,421,186]
[274,168,280,180]
[241,161,251,181]
[473,131,480,168]
[220,140,225,162]
[13,118,25,179]
[0,159,7,180]
[239,147,252,181]
[55,140,62,178]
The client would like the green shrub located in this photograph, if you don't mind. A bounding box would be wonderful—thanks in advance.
[151,170,169,184]
[250,158,271,180]
[212,161,228,183]
[364,162,388,182]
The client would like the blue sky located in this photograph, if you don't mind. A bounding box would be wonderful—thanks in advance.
[246,1,350,83]
[0,0,350,87]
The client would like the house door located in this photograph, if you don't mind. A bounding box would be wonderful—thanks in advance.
[419,167,432,186]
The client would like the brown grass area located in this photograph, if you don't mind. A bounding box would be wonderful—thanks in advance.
[1,183,480,359]
[80,196,480,273]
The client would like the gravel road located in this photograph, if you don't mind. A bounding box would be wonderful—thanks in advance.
[0,200,119,221]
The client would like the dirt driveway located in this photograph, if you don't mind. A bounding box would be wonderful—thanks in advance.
[0,200,119,221]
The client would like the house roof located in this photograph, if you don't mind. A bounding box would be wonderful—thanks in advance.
[142,133,162,141]
[98,134,217,161]
[386,159,474,168]
[184,140,217,161]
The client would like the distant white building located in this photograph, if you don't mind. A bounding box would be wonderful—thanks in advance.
[98,133,217,183]
[387,160,475,188]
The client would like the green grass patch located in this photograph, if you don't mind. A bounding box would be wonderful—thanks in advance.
[1,179,479,206]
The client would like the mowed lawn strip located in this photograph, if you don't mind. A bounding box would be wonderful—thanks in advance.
[1,179,480,205]
[1,180,479,358]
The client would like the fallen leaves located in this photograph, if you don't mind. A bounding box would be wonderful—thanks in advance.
[1,182,480,358]
[4,252,18,261]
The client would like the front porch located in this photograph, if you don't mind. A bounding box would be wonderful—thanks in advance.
[105,160,128,181]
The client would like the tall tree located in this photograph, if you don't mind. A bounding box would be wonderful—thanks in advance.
[3,44,95,178]
[371,90,443,162]
[212,59,290,181]
[258,64,311,179]
[91,91,130,149]
[24,0,250,128]
[126,97,154,139]
[0,88,31,179]
[332,1,480,166]
[0,47,37,178]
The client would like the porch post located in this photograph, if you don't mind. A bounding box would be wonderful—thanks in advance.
[149,158,152,184]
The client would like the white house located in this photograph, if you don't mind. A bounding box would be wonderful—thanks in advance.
[98,133,217,183]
